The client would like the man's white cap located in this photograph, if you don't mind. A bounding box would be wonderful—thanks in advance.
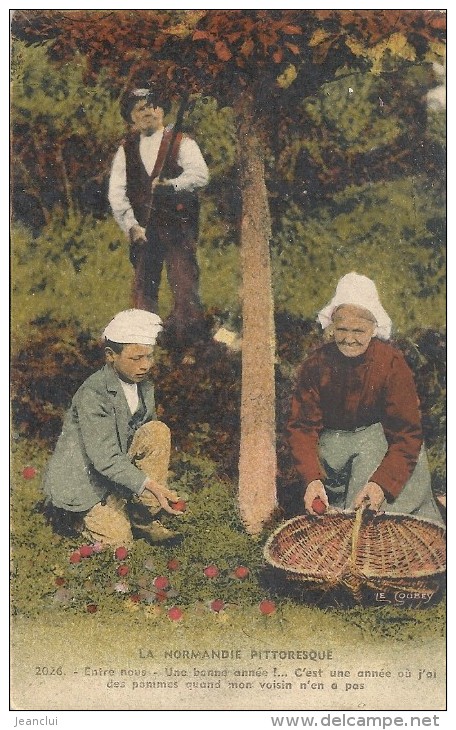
[317,272,392,340]
[102,309,163,346]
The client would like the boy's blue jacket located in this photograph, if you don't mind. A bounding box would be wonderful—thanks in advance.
[42,365,156,512]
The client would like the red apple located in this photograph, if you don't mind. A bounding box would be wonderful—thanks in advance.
[22,466,37,480]
[117,564,129,577]
[79,544,93,558]
[86,603,98,613]
[130,593,141,604]
[155,591,167,603]
[204,564,219,579]
[210,599,225,613]
[69,551,81,564]
[153,576,169,590]
[55,577,65,586]
[259,599,276,616]
[312,497,327,515]
[115,546,128,560]
[234,566,250,579]
[167,606,183,621]
[167,559,180,571]
[172,500,187,512]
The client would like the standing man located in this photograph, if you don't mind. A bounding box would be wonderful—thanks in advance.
[108,87,210,345]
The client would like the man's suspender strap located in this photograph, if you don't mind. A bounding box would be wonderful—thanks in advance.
[151,128,183,181]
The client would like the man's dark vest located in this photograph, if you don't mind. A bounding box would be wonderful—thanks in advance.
[123,130,199,228]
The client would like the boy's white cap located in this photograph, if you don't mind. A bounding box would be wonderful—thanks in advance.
[103,309,163,345]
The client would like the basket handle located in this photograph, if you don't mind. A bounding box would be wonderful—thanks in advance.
[350,500,369,568]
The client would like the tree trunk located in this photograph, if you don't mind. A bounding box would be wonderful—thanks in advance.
[235,89,277,535]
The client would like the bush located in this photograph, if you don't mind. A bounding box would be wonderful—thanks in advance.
[11,319,105,444]
[11,214,132,351]
[271,176,445,335]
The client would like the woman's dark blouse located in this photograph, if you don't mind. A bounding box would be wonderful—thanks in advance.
[287,338,423,498]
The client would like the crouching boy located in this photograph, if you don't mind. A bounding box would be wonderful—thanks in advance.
[42,309,183,547]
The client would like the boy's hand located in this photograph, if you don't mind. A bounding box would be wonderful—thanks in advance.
[129,225,147,244]
[152,177,172,189]
[144,480,183,515]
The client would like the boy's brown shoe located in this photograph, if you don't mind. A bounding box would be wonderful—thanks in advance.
[132,520,183,545]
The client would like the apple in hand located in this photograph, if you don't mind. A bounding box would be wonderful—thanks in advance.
[171,500,187,512]
[311,497,327,515]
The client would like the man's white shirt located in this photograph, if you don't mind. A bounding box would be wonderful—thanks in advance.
[108,127,209,235]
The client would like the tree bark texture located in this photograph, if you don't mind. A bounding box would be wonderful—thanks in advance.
[235,90,277,535]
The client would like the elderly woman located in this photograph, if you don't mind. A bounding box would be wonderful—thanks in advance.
[287,272,443,524]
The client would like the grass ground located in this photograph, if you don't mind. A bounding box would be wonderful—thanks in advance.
[10,439,446,711]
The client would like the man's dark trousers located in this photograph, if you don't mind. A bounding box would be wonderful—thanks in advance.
[131,202,205,342]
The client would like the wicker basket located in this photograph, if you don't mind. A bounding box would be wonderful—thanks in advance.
[264,508,446,604]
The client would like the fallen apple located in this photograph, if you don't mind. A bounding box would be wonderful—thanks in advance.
[259,599,276,616]
[167,606,183,621]
[167,559,180,571]
[234,566,249,579]
[79,544,93,558]
[204,564,219,579]
[55,576,65,586]
[86,603,98,613]
[115,546,128,560]
[210,599,225,613]
[153,576,169,590]
[22,466,37,480]
[311,497,327,515]
[117,564,129,577]
[69,551,81,564]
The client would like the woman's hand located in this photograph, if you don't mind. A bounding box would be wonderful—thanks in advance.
[352,482,385,511]
[304,480,329,515]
